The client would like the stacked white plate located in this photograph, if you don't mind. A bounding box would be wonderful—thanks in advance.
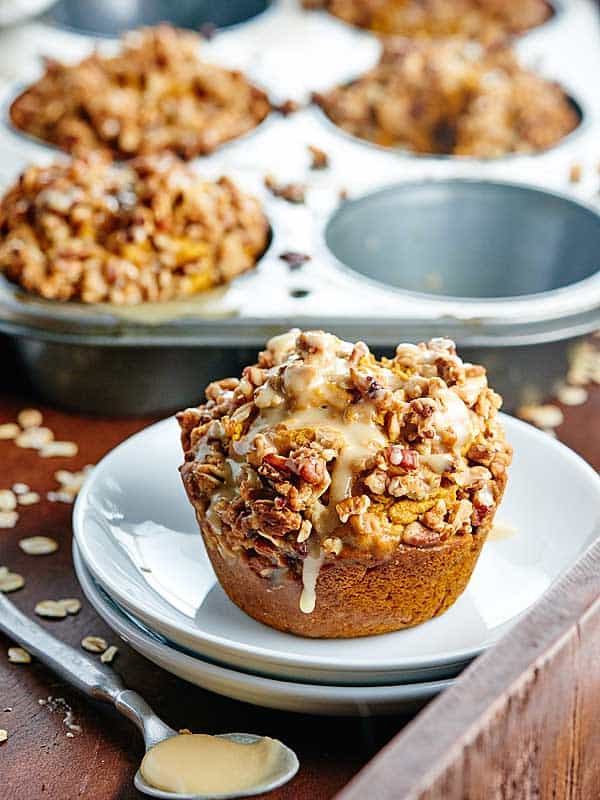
[73,415,600,716]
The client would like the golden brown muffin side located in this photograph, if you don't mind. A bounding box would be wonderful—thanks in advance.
[178,331,512,638]
[0,153,269,304]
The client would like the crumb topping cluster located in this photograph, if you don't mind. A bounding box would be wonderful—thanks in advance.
[178,331,511,582]
[304,0,552,44]
[315,38,579,157]
[0,154,269,304]
[10,25,271,160]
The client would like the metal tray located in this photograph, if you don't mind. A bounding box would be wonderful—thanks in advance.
[0,0,599,414]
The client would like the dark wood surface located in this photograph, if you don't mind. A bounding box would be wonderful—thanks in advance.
[0,344,598,800]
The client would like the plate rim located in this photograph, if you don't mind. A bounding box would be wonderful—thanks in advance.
[73,411,600,675]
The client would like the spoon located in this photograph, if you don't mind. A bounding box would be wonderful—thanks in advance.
[0,592,299,799]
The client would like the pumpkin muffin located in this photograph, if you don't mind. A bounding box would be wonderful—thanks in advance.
[315,37,579,157]
[10,25,271,160]
[304,0,552,44]
[0,153,269,304]
[178,330,512,638]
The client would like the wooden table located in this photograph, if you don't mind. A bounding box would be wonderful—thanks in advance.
[1,342,599,800]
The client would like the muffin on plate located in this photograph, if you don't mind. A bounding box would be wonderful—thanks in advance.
[314,37,579,157]
[10,25,271,160]
[304,0,552,44]
[0,153,269,305]
[178,330,512,638]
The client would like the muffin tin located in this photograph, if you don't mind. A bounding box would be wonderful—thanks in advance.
[0,0,599,413]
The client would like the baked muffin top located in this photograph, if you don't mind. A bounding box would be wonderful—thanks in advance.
[315,37,579,157]
[0,153,269,304]
[178,331,512,602]
[10,25,271,160]
[305,0,552,44]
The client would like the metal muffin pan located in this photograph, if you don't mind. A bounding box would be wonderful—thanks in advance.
[0,0,599,414]
[43,0,273,37]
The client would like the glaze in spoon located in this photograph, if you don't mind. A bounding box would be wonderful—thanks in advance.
[0,592,299,799]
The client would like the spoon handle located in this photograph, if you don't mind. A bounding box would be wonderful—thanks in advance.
[0,592,125,702]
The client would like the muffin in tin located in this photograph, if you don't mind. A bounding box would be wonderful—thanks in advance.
[304,0,552,44]
[0,153,269,305]
[315,37,579,157]
[178,330,512,638]
[10,25,271,160]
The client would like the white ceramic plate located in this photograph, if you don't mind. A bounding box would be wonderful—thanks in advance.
[74,414,600,685]
[73,542,452,716]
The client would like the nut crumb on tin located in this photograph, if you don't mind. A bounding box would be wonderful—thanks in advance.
[264,175,306,204]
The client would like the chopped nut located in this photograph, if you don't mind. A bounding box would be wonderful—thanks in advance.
[517,403,564,429]
[555,383,588,406]
[0,423,19,440]
[19,536,58,556]
[18,409,43,429]
[297,519,312,543]
[100,645,118,664]
[0,570,25,593]
[12,483,30,495]
[0,729,7,743]
[15,427,54,449]
[279,251,311,269]
[8,646,31,664]
[0,493,16,514]
[308,144,329,169]
[39,441,78,458]
[17,492,40,506]
[569,163,582,183]
[0,511,18,529]
[274,98,300,116]
[81,636,108,654]
[322,536,343,556]
[35,601,68,619]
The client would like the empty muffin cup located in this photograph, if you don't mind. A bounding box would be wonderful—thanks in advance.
[44,0,271,36]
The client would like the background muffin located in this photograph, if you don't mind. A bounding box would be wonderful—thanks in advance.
[315,37,579,157]
[0,153,269,304]
[10,25,271,159]
[178,330,512,638]
[304,0,552,44]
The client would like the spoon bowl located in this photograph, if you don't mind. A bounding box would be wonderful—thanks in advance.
[0,592,299,799]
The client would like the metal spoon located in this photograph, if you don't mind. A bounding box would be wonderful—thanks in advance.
[0,592,299,799]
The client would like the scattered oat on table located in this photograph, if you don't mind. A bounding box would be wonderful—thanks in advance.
[100,645,119,664]
[0,490,17,512]
[19,536,58,556]
[18,409,43,429]
[567,341,600,386]
[0,511,18,529]
[0,729,7,743]
[0,424,19,440]
[81,636,108,654]
[35,600,68,619]
[60,598,81,615]
[517,403,564,430]
[39,441,78,458]
[15,427,54,450]
[8,646,31,664]
[12,483,30,495]
[17,492,40,506]
[0,568,25,593]
[555,382,589,406]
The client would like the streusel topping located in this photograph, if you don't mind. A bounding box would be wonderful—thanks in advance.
[0,153,269,304]
[315,37,579,157]
[304,0,552,44]
[178,331,511,603]
[10,25,271,160]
